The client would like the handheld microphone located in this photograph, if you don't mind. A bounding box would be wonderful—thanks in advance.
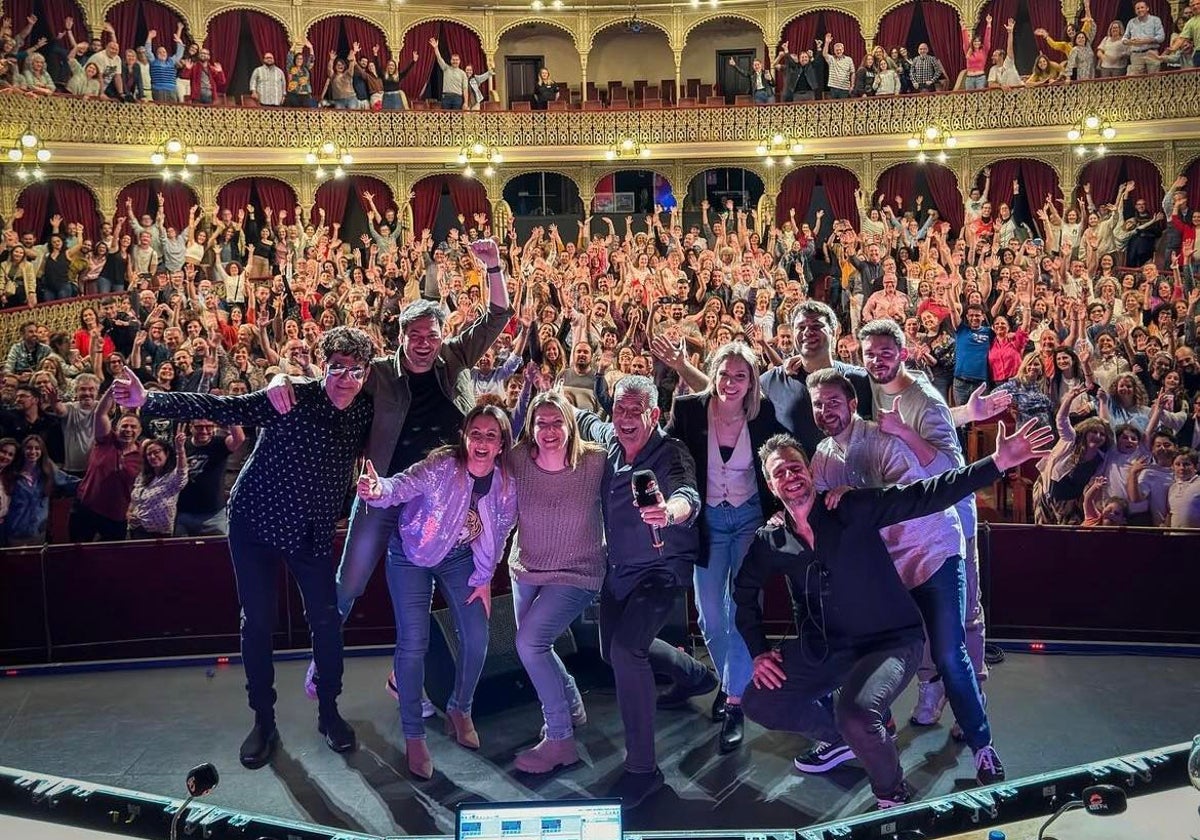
[631,469,664,550]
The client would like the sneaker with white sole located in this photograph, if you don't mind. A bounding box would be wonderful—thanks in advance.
[385,671,438,718]
[973,744,1006,785]
[793,740,855,773]
[304,660,318,701]
[910,680,947,726]
[874,781,915,810]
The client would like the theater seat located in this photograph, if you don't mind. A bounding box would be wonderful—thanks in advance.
[677,96,698,108]
[734,94,754,106]
[641,98,662,109]
[547,100,568,111]
[481,100,502,111]
[511,100,532,111]
[582,99,604,111]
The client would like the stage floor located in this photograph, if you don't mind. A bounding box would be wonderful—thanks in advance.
[1,651,1198,837]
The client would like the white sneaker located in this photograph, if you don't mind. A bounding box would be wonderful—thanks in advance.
[910,680,947,726]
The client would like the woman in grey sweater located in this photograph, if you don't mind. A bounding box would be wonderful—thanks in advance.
[507,390,607,773]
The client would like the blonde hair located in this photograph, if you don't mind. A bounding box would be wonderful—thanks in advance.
[519,389,601,469]
[704,341,762,421]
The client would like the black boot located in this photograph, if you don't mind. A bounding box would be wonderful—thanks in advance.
[710,690,728,722]
[606,767,665,810]
[656,669,718,710]
[239,720,278,769]
[718,703,744,753]
[318,705,356,753]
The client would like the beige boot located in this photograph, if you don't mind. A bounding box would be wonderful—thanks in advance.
[444,709,480,749]
[514,736,580,774]
[405,738,433,780]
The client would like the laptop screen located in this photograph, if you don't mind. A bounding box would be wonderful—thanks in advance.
[457,800,622,840]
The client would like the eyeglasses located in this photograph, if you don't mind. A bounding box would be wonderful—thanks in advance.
[327,364,367,381]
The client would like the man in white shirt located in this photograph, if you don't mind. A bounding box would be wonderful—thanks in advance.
[822,33,855,99]
[1123,0,1165,74]
[87,25,124,99]
[1166,450,1200,527]
[249,52,286,106]
[987,19,1023,88]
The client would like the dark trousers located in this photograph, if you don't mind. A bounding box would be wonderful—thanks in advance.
[440,93,464,110]
[68,502,127,543]
[599,572,710,773]
[742,636,922,798]
[227,517,343,723]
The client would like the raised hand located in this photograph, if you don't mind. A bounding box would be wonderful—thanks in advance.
[357,459,382,500]
[111,366,147,408]
[993,419,1056,472]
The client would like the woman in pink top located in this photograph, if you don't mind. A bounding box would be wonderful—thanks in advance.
[987,311,1031,383]
[962,14,993,89]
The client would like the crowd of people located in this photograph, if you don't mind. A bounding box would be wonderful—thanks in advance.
[1,1,1197,108]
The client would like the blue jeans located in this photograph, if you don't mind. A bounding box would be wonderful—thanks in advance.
[386,538,489,739]
[963,73,987,90]
[909,555,990,750]
[952,376,985,407]
[336,495,400,621]
[382,91,403,110]
[441,93,464,110]
[38,286,75,302]
[512,581,595,740]
[696,498,761,697]
[97,275,125,294]
[227,516,343,721]
[174,508,228,536]
[753,88,772,103]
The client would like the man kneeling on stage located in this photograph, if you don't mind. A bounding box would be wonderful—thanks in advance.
[733,423,1051,808]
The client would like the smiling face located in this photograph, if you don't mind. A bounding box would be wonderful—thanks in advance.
[862,334,906,384]
[612,388,659,457]
[464,413,504,475]
[811,382,856,438]
[714,355,753,408]
[401,314,442,373]
[764,445,813,509]
[532,403,569,458]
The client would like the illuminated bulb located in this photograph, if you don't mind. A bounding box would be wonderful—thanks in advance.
[7,147,21,162]
[315,166,326,179]
[772,133,784,145]
[334,166,346,179]
[491,152,502,164]
[32,167,43,180]
[322,140,336,155]
[457,152,468,165]
[936,151,947,164]
[764,157,774,167]
[20,131,37,148]
[1095,144,1106,156]
[782,156,793,166]
[639,148,649,157]
[35,148,50,162]
[161,168,172,179]
[691,0,699,5]
[755,144,767,156]
[621,137,634,149]
[605,149,616,161]
[150,152,165,166]
[907,137,920,149]
[1085,114,1099,129]
[178,168,190,180]
[471,142,484,155]
[1101,126,1116,140]
[551,0,562,8]
[1075,146,1086,157]
[710,0,718,7]
[185,152,198,165]
[916,151,927,163]
[945,136,957,147]
[305,152,317,164]
[924,125,938,139]
[531,0,543,8]
[1067,128,1081,141]
[15,168,27,181]
[166,138,182,154]
[483,165,495,177]
[464,165,475,178]
[341,153,353,165]
[790,142,803,154]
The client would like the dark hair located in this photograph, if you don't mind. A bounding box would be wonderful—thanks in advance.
[757,432,809,468]
[1176,448,1199,467]
[804,367,858,402]
[792,300,838,333]
[437,403,513,478]
[139,437,177,481]
[318,326,374,366]
[16,434,55,496]
[398,299,447,333]
[858,318,906,348]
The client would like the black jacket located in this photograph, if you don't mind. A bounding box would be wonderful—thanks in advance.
[666,391,786,549]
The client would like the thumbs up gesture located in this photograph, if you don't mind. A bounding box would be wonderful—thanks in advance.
[876,396,909,438]
[357,459,382,500]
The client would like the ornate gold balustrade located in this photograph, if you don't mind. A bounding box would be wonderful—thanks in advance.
[5,71,1200,160]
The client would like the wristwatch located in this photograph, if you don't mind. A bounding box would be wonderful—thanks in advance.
[665,508,677,528]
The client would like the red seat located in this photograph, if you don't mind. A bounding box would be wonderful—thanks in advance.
[511,100,531,112]
[660,78,676,105]
[582,99,604,111]
[547,100,568,111]
[641,97,662,109]
[735,94,754,106]
[677,96,698,108]
[481,101,502,112]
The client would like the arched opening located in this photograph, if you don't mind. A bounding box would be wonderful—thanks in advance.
[683,168,764,230]
[306,15,389,99]
[216,177,298,221]
[588,21,672,108]
[592,171,673,232]
[1183,157,1200,214]
[116,179,198,232]
[411,175,489,240]
[15,179,101,242]
[1076,155,1165,215]
[776,166,860,228]
[313,175,394,243]
[502,172,583,236]
[680,17,765,105]
[427,22,489,105]
[105,0,187,58]
[1081,0,1173,34]
[778,10,866,74]
[875,0,964,87]
[3,0,87,85]
[876,161,963,234]
[496,22,579,108]
[205,10,289,99]
[969,159,1060,236]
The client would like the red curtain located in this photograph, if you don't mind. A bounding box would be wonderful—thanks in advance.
[117,180,193,231]
[246,11,289,68]
[1078,157,1124,209]
[438,21,484,75]
[1086,0,1121,33]
[140,0,184,47]
[922,1,965,84]
[925,162,964,234]
[14,183,50,238]
[216,179,254,218]
[980,0,1019,53]
[306,17,343,98]
[398,21,441,100]
[776,168,817,226]
[983,158,1061,221]
[876,164,918,215]
[313,179,351,229]
[824,10,866,66]
[104,0,139,53]
[983,159,1022,207]
[12,0,87,44]
[1186,158,1200,213]
[1120,157,1164,208]
[874,1,916,50]
[1026,0,1066,44]
[342,17,389,69]
[779,12,820,92]
[203,10,242,90]
[160,183,196,231]
[114,180,152,228]
[446,176,488,223]
[351,176,393,217]
[254,178,297,217]
[51,180,99,241]
[817,165,860,227]
[412,177,445,234]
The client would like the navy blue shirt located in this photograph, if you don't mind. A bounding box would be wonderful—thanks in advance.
[760,360,874,457]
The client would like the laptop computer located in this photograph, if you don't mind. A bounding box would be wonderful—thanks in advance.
[456,799,623,840]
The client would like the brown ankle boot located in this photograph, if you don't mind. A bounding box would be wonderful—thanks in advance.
[405,738,433,780]
[514,736,580,774]
[444,709,480,749]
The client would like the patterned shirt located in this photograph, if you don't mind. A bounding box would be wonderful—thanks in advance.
[909,53,946,87]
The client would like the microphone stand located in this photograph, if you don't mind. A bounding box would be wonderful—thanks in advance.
[1037,801,1083,840]
[169,795,195,840]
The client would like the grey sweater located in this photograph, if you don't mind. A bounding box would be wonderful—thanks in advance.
[508,442,607,591]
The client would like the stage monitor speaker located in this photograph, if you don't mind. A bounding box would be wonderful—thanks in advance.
[424,592,577,715]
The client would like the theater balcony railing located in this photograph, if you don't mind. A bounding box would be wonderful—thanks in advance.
[8,71,1200,165]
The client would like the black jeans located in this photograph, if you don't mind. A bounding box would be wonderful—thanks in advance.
[599,571,710,773]
[742,636,922,798]
[227,517,343,722]
[68,502,127,542]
